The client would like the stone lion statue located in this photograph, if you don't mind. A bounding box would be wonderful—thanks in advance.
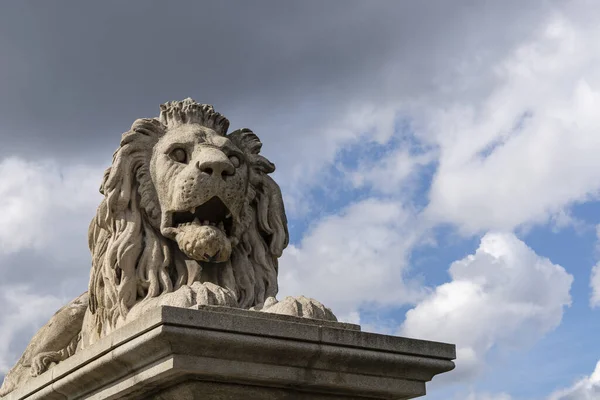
[0,98,336,397]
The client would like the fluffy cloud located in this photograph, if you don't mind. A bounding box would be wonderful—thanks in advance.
[547,361,600,400]
[0,157,102,255]
[278,198,426,323]
[589,225,600,308]
[400,232,573,381]
[0,157,104,292]
[347,146,436,197]
[590,263,600,308]
[418,14,600,234]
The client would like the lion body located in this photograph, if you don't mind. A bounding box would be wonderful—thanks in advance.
[0,99,335,397]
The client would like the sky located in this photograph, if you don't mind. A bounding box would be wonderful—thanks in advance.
[1,1,600,398]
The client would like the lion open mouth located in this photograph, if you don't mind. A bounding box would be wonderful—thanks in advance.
[165,196,235,263]
[171,196,234,237]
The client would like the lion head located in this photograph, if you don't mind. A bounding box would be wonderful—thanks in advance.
[84,98,288,342]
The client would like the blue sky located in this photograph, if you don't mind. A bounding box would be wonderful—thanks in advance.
[2,1,600,399]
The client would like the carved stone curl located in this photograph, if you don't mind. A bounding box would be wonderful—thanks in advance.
[0,99,336,397]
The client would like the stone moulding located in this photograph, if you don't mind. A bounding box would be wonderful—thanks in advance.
[5,306,455,400]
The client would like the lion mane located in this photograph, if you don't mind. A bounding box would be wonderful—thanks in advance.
[86,99,289,339]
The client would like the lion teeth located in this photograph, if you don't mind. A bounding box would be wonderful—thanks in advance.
[225,213,231,219]
[193,217,200,225]
[189,207,196,214]
[218,221,224,231]
[203,220,210,226]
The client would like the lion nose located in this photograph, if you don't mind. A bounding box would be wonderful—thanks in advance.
[196,149,235,179]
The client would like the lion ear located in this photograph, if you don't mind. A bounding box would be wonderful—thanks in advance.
[229,128,262,154]
[228,128,276,174]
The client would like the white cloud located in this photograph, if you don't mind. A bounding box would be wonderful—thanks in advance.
[347,147,436,196]
[278,198,426,323]
[400,232,573,382]
[417,14,600,235]
[547,361,600,400]
[0,157,103,256]
[590,225,600,308]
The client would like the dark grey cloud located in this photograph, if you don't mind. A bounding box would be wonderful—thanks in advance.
[0,0,559,170]
[0,0,566,284]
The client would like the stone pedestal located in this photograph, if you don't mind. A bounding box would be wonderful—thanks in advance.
[6,306,455,400]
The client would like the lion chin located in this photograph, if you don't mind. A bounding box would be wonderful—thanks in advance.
[0,98,338,398]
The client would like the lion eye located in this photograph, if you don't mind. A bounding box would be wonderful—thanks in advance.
[229,155,241,168]
[170,148,188,164]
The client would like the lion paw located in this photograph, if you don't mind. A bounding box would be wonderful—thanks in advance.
[192,282,237,307]
[256,296,337,321]
[30,351,63,377]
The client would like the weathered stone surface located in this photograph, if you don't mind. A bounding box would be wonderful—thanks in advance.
[4,306,455,400]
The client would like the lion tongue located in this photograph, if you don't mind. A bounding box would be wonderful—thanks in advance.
[178,218,225,233]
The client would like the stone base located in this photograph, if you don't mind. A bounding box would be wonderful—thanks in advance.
[6,306,455,400]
